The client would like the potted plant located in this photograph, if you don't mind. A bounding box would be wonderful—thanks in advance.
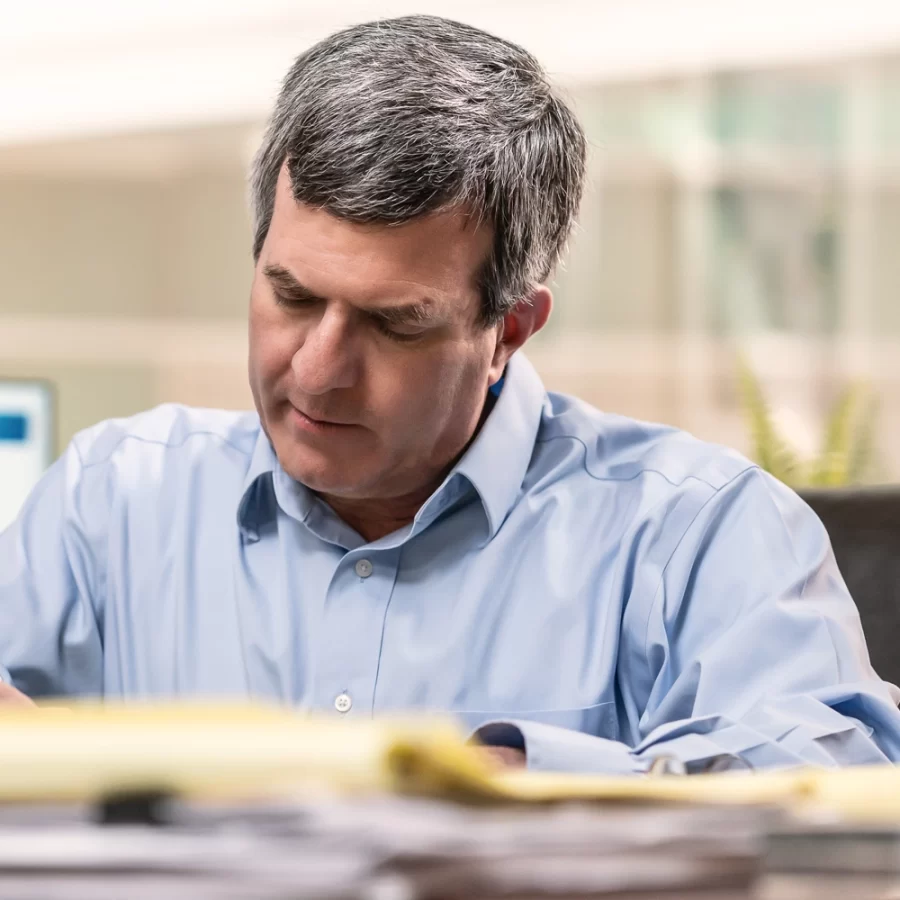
[736,357,881,489]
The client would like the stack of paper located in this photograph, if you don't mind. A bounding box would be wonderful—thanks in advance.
[1,703,900,898]
[0,795,767,899]
[2,702,900,816]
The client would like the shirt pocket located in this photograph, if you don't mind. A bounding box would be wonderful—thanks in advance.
[452,700,618,740]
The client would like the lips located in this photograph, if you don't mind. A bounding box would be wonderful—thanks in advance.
[296,409,334,425]
[288,404,357,431]
[295,408,349,426]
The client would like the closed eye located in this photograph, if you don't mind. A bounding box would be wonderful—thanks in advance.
[373,319,427,343]
[273,291,319,309]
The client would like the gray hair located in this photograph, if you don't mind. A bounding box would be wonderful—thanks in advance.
[249,15,586,326]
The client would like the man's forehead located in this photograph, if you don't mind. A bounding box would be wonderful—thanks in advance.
[271,162,491,263]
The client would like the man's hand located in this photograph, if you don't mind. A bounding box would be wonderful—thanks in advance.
[480,745,527,769]
[0,682,35,707]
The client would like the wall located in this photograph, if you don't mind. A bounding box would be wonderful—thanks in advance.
[0,169,253,450]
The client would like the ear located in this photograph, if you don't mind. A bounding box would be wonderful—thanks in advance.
[488,286,553,384]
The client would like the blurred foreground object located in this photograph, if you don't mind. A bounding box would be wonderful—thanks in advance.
[0,796,766,899]
[3,704,900,897]
[1,701,900,812]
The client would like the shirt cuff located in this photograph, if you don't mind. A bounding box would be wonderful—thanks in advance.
[474,720,645,775]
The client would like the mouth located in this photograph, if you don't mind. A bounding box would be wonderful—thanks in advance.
[288,405,357,434]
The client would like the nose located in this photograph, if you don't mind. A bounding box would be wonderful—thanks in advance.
[291,306,359,395]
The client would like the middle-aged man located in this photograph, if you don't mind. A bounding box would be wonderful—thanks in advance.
[2,15,899,774]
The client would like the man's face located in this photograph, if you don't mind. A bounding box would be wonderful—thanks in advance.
[248,167,503,502]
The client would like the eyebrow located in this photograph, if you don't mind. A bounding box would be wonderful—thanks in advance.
[263,264,443,327]
[263,264,325,303]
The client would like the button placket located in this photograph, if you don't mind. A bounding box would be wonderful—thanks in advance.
[315,547,401,716]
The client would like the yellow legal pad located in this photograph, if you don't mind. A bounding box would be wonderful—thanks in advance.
[1,702,899,822]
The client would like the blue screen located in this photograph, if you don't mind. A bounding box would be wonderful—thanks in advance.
[0,414,28,443]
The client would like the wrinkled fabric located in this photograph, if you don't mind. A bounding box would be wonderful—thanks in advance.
[2,352,899,773]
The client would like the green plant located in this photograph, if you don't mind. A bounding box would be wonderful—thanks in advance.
[735,357,880,488]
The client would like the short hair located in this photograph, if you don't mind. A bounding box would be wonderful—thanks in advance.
[249,15,586,326]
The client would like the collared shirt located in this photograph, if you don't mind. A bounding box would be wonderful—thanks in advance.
[2,353,900,774]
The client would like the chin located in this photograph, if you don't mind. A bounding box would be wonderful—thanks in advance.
[280,456,339,491]
[276,447,361,496]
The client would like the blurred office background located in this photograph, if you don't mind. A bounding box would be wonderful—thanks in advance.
[2,0,900,520]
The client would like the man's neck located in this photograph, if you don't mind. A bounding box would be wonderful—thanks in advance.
[323,486,440,544]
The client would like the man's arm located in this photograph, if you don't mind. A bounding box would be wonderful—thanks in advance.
[478,467,900,773]
[0,441,104,699]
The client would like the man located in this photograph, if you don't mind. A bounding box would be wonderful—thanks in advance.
[1,15,899,774]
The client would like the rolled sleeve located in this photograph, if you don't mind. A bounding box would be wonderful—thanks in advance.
[477,720,644,774]
[476,688,900,774]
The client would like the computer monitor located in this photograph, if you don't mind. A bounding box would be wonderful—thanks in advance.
[0,380,54,533]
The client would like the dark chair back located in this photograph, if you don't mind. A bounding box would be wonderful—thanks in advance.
[800,489,900,688]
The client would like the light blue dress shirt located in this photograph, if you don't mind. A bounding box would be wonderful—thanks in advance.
[2,353,900,774]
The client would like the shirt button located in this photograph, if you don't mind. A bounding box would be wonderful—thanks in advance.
[334,692,352,714]
[355,558,373,578]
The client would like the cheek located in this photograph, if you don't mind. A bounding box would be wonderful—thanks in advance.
[249,303,298,389]
[377,347,486,434]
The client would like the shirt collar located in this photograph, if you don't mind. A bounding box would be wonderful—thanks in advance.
[452,351,545,539]
[237,429,281,541]
[237,350,546,544]
[238,428,331,543]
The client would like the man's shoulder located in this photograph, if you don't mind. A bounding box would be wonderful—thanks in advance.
[536,391,756,496]
[71,404,262,472]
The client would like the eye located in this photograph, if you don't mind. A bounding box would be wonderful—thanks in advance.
[273,291,317,309]
[374,320,426,343]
